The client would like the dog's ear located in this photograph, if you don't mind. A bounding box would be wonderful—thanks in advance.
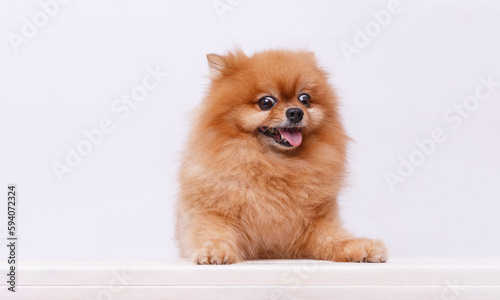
[306,51,316,58]
[206,54,226,78]
[207,50,248,79]
[302,50,317,62]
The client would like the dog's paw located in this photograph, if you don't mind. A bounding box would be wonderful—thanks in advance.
[194,241,239,265]
[340,238,388,263]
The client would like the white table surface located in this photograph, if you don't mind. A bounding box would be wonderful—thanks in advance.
[2,257,500,300]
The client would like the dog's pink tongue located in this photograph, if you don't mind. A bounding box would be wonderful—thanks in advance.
[279,128,302,147]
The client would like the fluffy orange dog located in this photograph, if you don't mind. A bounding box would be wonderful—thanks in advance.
[176,49,388,264]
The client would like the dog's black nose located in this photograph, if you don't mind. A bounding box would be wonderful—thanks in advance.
[286,108,304,123]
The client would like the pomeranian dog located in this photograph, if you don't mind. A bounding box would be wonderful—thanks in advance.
[176,49,388,264]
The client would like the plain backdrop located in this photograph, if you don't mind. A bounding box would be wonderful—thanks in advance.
[0,0,499,263]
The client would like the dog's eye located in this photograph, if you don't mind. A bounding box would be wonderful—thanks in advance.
[298,93,310,108]
[258,96,277,111]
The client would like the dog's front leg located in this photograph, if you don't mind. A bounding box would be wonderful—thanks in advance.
[185,213,243,265]
[303,217,388,263]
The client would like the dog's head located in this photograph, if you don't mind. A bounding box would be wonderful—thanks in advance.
[202,49,341,152]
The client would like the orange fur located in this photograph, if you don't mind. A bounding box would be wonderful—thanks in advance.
[176,49,388,264]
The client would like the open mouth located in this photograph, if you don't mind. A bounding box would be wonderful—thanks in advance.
[258,126,303,148]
